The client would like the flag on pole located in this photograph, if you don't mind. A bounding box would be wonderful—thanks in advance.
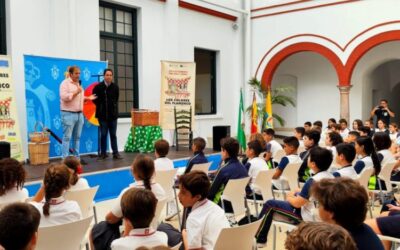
[237,89,246,151]
[264,86,273,129]
[251,92,258,134]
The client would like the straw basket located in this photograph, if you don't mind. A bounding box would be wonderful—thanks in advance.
[29,122,50,143]
[28,142,50,165]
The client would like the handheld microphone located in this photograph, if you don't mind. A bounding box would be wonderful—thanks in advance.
[79,80,82,86]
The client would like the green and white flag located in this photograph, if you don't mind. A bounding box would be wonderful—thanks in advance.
[237,89,246,151]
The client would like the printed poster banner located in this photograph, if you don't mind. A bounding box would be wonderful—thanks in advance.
[0,55,24,161]
[160,61,196,130]
[24,55,107,157]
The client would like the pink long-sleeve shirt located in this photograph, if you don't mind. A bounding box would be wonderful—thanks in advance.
[59,78,83,112]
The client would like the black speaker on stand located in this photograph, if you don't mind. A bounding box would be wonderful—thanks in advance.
[212,126,231,151]
[0,141,11,160]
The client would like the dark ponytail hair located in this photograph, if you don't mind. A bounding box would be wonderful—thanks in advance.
[356,136,381,175]
[43,164,71,216]
[132,155,155,190]
[62,156,80,185]
[0,158,26,196]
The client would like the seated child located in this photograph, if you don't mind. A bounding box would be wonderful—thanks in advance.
[304,121,312,131]
[285,222,357,250]
[207,137,248,211]
[110,188,168,250]
[312,178,384,250]
[154,139,174,171]
[63,156,90,191]
[262,128,283,160]
[255,147,334,247]
[31,163,82,227]
[346,131,360,145]
[389,122,399,141]
[354,136,381,175]
[358,126,371,137]
[298,129,320,182]
[374,132,396,166]
[184,137,208,174]
[0,202,41,250]
[272,136,301,190]
[294,127,305,148]
[332,143,358,179]
[244,140,267,198]
[180,171,230,250]
[339,118,350,138]
[0,158,28,204]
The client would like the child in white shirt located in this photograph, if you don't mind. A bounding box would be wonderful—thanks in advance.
[332,143,358,179]
[63,156,90,191]
[30,164,82,227]
[0,158,28,205]
[154,139,174,171]
[110,188,168,250]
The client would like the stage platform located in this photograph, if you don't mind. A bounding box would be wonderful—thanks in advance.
[24,147,221,202]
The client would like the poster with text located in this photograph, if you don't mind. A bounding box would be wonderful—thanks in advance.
[160,61,196,130]
[0,56,24,161]
[24,55,107,157]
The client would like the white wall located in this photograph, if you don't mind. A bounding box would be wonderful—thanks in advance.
[7,0,244,158]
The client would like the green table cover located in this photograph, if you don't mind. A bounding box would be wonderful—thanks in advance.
[124,126,163,153]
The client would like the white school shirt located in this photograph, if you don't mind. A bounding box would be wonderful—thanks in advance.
[269,140,283,157]
[248,157,267,193]
[111,181,166,218]
[30,196,82,227]
[333,165,358,179]
[378,149,396,167]
[111,228,168,250]
[0,187,29,204]
[68,177,90,191]
[186,199,230,250]
[154,157,174,171]
[272,154,301,190]
[340,128,350,138]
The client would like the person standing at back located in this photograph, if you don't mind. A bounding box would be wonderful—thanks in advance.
[370,99,395,128]
[93,69,123,160]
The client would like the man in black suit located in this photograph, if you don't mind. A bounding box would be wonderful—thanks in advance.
[92,68,122,160]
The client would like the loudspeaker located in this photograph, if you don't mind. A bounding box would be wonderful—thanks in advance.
[0,141,11,160]
[213,126,231,151]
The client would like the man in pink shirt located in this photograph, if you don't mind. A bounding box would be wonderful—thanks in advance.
[59,66,96,161]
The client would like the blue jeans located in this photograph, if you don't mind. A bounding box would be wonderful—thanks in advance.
[256,199,302,243]
[61,111,84,159]
[99,119,118,155]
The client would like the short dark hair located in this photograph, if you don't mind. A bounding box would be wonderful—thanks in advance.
[348,131,360,138]
[328,118,337,124]
[327,131,343,146]
[0,203,40,250]
[285,222,357,250]
[247,140,263,156]
[0,158,26,196]
[304,121,312,127]
[358,126,370,135]
[304,130,321,145]
[339,118,348,125]
[154,139,169,157]
[313,120,323,128]
[309,147,333,171]
[294,127,305,137]
[179,171,210,200]
[193,137,206,151]
[103,68,113,75]
[311,178,368,229]
[121,188,157,229]
[262,128,275,136]
[220,137,239,158]
[373,132,392,150]
[335,143,356,163]
[283,136,299,149]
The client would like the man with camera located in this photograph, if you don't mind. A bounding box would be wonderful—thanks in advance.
[370,99,395,128]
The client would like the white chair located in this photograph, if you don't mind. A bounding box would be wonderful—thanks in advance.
[150,198,167,229]
[356,168,374,218]
[191,162,212,174]
[273,162,302,199]
[221,177,251,223]
[36,216,93,250]
[271,217,298,250]
[154,169,181,228]
[65,186,99,219]
[372,162,396,203]
[171,242,182,250]
[214,218,263,250]
[247,169,274,216]
[273,149,286,163]
[378,234,400,250]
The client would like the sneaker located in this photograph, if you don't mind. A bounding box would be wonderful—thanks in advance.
[113,154,123,160]
[80,159,88,165]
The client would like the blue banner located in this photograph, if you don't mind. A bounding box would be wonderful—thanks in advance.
[24,55,107,157]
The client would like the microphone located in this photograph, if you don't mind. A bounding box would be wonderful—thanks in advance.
[79,80,82,86]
